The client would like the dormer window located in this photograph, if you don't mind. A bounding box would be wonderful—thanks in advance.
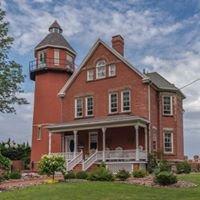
[108,64,116,77]
[96,60,106,79]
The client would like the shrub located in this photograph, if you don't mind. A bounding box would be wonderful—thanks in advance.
[176,161,191,174]
[64,171,76,180]
[132,169,146,178]
[0,153,11,171]
[9,171,21,179]
[76,171,88,179]
[38,154,66,180]
[154,160,171,175]
[155,171,177,186]
[116,169,130,181]
[147,153,158,174]
[88,165,114,181]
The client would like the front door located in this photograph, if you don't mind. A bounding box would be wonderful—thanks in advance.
[65,135,74,153]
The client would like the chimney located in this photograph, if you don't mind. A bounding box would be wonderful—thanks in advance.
[112,35,124,56]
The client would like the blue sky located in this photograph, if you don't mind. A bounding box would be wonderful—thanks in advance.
[0,0,200,158]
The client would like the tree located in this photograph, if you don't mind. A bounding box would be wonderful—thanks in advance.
[0,8,28,113]
[38,154,66,181]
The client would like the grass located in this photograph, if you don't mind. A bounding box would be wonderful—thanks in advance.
[0,173,200,200]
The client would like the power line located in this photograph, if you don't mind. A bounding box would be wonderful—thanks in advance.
[180,78,200,89]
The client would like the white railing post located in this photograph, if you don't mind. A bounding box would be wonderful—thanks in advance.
[102,127,106,162]
[73,130,78,157]
[135,125,139,161]
[48,132,52,155]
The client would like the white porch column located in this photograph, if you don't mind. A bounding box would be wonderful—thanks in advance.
[73,130,78,157]
[48,132,52,155]
[102,127,106,162]
[145,126,148,160]
[135,125,139,161]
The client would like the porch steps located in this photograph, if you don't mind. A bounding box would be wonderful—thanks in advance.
[67,151,83,171]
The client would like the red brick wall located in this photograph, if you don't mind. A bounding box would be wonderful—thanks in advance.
[31,47,71,164]
[62,43,149,122]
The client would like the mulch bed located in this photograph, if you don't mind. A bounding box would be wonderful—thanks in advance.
[119,176,197,188]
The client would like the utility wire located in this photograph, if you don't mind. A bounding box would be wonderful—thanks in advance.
[180,78,200,89]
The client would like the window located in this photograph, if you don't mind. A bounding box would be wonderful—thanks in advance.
[86,96,94,116]
[54,49,59,65]
[75,98,83,118]
[164,131,173,153]
[163,96,173,115]
[89,132,98,151]
[37,126,42,140]
[108,64,116,77]
[121,90,131,112]
[109,92,118,113]
[38,51,46,67]
[66,54,73,63]
[96,60,106,79]
[87,70,94,81]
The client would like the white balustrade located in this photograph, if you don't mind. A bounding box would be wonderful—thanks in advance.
[82,150,98,171]
[67,151,83,171]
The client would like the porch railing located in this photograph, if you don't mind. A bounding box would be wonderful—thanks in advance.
[67,151,83,171]
[82,150,98,171]
[51,152,78,161]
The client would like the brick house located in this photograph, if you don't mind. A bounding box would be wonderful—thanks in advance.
[30,21,185,172]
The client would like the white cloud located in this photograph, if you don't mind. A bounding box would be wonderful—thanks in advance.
[0,92,33,144]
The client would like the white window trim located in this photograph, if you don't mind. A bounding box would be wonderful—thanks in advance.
[163,96,173,116]
[75,98,83,118]
[85,96,94,117]
[87,70,94,81]
[163,130,174,154]
[89,132,98,152]
[37,125,42,140]
[108,64,116,77]
[96,60,106,79]
[109,92,118,114]
[54,49,60,65]
[121,90,131,113]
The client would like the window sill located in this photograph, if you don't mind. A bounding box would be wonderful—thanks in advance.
[162,114,173,117]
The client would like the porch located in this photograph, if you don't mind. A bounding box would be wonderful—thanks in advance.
[47,115,149,172]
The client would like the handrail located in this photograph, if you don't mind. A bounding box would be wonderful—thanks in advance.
[67,151,83,171]
[82,150,98,171]
[29,57,75,73]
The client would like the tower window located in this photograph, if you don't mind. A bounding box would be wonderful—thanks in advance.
[54,49,60,65]
[38,51,46,67]
[96,60,106,79]
[37,126,42,140]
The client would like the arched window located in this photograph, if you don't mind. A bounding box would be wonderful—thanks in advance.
[96,59,106,79]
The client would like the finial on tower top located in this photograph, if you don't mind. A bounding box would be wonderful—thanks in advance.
[49,20,63,34]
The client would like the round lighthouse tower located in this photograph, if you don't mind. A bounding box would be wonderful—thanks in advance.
[30,21,76,168]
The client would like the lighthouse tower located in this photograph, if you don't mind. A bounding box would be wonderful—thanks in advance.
[30,21,76,168]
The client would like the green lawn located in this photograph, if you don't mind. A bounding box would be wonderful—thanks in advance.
[0,174,200,200]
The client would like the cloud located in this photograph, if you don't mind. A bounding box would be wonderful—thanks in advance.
[0,92,33,144]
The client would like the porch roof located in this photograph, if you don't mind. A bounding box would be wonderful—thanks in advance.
[47,115,149,133]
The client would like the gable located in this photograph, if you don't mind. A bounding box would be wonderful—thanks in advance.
[58,39,147,97]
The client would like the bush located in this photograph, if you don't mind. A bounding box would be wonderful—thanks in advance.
[9,171,21,179]
[155,171,177,186]
[132,169,146,178]
[116,170,130,181]
[0,153,11,171]
[147,153,158,174]
[154,160,171,175]
[76,171,88,179]
[176,161,191,174]
[64,171,76,180]
[38,154,66,180]
[88,165,114,181]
